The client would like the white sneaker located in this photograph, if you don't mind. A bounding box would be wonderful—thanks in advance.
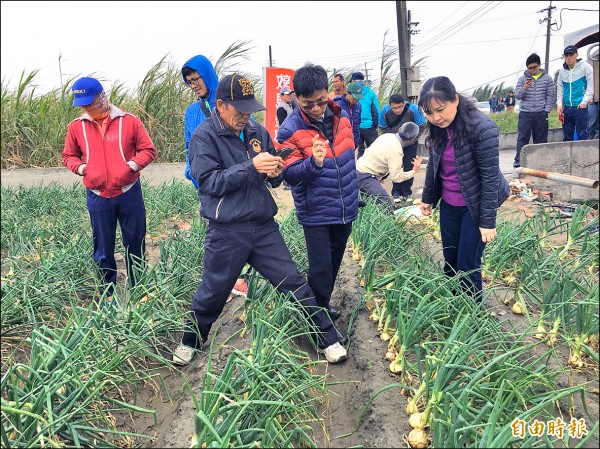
[393,195,404,204]
[321,342,348,363]
[172,344,195,366]
[405,195,413,203]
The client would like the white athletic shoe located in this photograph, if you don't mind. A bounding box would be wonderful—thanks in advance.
[320,342,348,363]
[172,344,195,366]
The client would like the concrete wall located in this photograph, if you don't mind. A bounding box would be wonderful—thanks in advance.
[520,140,600,201]
[498,128,563,150]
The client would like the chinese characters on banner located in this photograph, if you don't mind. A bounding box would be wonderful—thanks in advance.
[263,67,295,142]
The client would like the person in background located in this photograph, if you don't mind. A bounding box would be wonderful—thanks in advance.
[174,74,347,366]
[62,77,156,304]
[505,91,516,112]
[276,85,297,190]
[333,82,363,150]
[378,94,418,203]
[586,48,599,140]
[277,62,359,338]
[181,55,219,189]
[183,54,247,299]
[418,76,510,303]
[350,72,381,159]
[328,73,347,100]
[557,45,594,141]
[513,53,555,168]
[489,94,498,113]
[356,122,423,212]
[276,86,296,127]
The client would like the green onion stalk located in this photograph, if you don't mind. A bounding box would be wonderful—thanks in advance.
[558,205,598,260]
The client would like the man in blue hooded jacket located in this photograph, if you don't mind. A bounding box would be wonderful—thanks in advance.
[182,55,219,188]
[350,72,381,159]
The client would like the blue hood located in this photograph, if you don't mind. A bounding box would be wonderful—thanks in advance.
[182,55,218,106]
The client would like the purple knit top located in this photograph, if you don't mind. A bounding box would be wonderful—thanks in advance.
[439,129,467,206]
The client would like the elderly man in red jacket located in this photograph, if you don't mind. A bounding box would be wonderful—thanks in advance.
[62,77,156,303]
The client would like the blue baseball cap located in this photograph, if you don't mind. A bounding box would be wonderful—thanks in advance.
[72,77,104,106]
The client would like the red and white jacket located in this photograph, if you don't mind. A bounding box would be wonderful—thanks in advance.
[62,105,156,198]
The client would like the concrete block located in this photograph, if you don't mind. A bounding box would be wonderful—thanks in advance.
[520,140,600,202]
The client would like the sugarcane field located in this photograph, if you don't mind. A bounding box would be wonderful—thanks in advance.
[1,153,598,448]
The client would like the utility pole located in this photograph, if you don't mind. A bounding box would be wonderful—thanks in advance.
[269,46,273,67]
[539,1,556,74]
[396,1,410,97]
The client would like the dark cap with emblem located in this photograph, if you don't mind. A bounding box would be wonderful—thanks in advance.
[216,73,266,114]
[563,45,578,55]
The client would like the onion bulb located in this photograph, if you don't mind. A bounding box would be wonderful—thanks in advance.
[511,301,524,314]
[408,412,425,430]
[408,429,429,448]
[385,351,396,361]
[534,323,546,339]
[568,353,584,368]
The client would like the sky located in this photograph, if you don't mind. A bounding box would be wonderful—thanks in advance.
[1,1,598,96]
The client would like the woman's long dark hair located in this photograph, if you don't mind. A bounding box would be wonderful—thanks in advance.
[418,76,480,152]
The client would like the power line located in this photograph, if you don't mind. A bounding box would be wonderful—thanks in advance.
[416,1,504,56]
[461,56,563,94]
[414,1,495,49]
[413,34,544,46]
[412,1,470,44]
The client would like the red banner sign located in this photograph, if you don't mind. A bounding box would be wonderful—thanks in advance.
[263,67,295,142]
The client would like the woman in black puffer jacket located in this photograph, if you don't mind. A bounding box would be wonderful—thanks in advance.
[418,76,510,303]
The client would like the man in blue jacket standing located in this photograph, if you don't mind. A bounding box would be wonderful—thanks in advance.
[181,55,219,188]
[173,74,347,366]
[556,45,595,141]
[351,72,381,159]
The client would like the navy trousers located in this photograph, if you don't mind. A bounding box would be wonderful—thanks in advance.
[391,141,418,197]
[357,172,394,212]
[439,199,487,303]
[303,223,353,312]
[183,219,338,349]
[86,180,147,296]
[563,106,589,141]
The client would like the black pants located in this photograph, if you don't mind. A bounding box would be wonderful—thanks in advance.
[391,141,418,197]
[182,219,337,349]
[515,111,548,166]
[357,128,379,159]
[303,223,353,311]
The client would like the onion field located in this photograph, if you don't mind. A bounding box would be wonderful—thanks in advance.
[1,181,598,448]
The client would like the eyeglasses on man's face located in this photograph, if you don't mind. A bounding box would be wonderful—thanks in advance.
[527,64,539,71]
[186,76,203,86]
[301,99,328,110]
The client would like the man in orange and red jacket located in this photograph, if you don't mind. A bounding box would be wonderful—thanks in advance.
[62,77,156,301]
[276,63,359,327]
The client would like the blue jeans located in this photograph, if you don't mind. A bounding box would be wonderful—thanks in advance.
[439,199,487,302]
[563,106,589,141]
